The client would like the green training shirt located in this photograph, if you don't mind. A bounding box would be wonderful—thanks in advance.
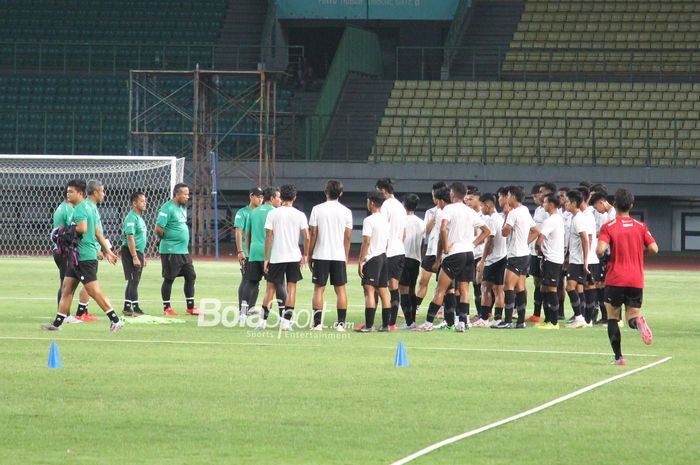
[234,205,253,257]
[244,204,274,261]
[72,198,99,261]
[52,201,74,250]
[157,200,189,254]
[121,210,147,253]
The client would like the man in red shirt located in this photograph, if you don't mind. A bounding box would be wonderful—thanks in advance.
[597,189,658,366]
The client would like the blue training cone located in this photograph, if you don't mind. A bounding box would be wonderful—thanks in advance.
[394,341,408,367]
[48,341,62,369]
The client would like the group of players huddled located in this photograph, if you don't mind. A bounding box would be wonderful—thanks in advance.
[43,175,657,365]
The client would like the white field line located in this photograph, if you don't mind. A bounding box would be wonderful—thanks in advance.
[389,356,673,465]
[0,335,658,357]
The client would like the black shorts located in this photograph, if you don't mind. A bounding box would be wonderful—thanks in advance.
[421,255,436,272]
[483,257,507,285]
[541,260,563,287]
[161,254,196,281]
[121,246,144,282]
[311,259,347,287]
[588,263,604,283]
[53,250,67,281]
[65,259,98,284]
[529,255,542,278]
[267,261,303,284]
[567,263,587,284]
[506,255,531,276]
[604,286,643,309]
[245,261,265,282]
[387,255,405,281]
[362,254,388,288]
[399,258,421,287]
[441,252,474,283]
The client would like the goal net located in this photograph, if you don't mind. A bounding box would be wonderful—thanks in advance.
[0,155,185,257]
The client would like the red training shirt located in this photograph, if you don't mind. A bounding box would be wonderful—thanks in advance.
[598,217,656,288]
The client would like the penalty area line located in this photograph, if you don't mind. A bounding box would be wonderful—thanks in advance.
[389,356,672,465]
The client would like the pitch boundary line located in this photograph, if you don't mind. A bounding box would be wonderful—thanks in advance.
[0,335,658,357]
[389,356,672,465]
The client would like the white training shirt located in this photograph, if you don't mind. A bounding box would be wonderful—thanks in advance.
[264,205,308,264]
[531,205,549,255]
[440,202,486,257]
[308,200,353,261]
[584,207,599,265]
[595,207,617,232]
[404,214,425,262]
[425,207,442,257]
[483,211,507,266]
[473,210,486,259]
[505,205,536,258]
[558,207,573,252]
[381,196,407,258]
[539,212,566,264]
[424,206,437,241]
[362,212,390,263]
[568,211,588,265]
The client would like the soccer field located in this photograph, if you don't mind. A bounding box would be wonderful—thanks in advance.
[1,258,698,465]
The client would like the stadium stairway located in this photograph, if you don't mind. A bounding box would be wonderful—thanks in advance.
[215,0,268,70]
[449,0,525,80]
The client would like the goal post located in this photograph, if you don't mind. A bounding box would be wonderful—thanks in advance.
[0,155,185,257]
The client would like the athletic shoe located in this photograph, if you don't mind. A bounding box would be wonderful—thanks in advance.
[610,358,627,366]
[163,307,179,316]
[515,323,527,329]
[416,322,433,332]
[64,315,83,324]
[525,315,541,323]
[536,322,560,330]
[311,324,323,332]
[186,308,202,316]
[378,326,390,332]
[388,325,397,332]
[636,316,653,345]
[359,326,375,333]
[487,318,501,328]
[335,323,346,332]
[255,322,267,331]
[132,308,145,316]
[433,321,448,330]
[281,321,294,332]
[77,312,99,322]
[399,323,417,330]
[455,321,466,333]
[352,324,366,333]
[566,316,575,325]
[41,323,60,331]
[122,309,134,317]
[471,318,489,328]
[109,320,125,333]
[585,321,593,328]
[492,321,514,329]
[594,318,607,325]
[566,316,587,329]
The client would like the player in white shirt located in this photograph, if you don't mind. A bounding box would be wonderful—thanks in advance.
[355,191,391,332]
[557,187,573,320]
[398,194,425,330]
[493,186,539,329]
[465,187,485,320]
[308,180,353,332]
[415,185,450,316]
[580,187,601,327]
[590,190,616,324]
[528,182,557,323]
[262,184,310,331]
[535,193,566,329]
[417,182,490,332]
[476,193,507,327]
[564,189,590,329]
[376,178,407,330]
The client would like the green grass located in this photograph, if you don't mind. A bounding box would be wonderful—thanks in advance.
[0,258,698,465]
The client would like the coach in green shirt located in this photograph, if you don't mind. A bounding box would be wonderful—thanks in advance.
[121,191,148,317]
[234,187,264,321]
[52,180,83,307]
[156,182,198,316]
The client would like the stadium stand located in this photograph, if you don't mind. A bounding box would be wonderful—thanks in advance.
[371,80,700,167]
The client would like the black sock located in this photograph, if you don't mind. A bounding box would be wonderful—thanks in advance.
[123,300,132,312]
[413,295,423,313]
[444,293,457,317]
[515,290,527,325]
[364,307,376,328]
[186,298,195,310]
[504,290,516,323]
[262,305,270,321]
[457,302,470,324]
[584,289,597,323]
[578,292,585,315]
[337,308,347,324]
[628,317,639,330]
[473,282,482,312]
[313,308,323,327]
[598,288,607,320]
[162,301,171,311]
[494,306,503,320]
[546,292,559,324]
[533,287,542,317]
[389,289,400,326]
[76,302,88,317]
[400,294,412,325]
[381,307,391,328]
[608,319,622,360]
[133,301,141,311]
[52,312,67,327]
[426,302,440,323]
[444,305,456,326]
[567,290,581,316]
[106,309,120,324]
[558,298,566,319]
[284,306,294,321]
[480,304,490,320]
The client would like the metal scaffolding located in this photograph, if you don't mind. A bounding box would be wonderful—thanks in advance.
[128,69,280,256]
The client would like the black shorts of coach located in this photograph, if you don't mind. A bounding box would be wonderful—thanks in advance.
[441,252,474,282]
[160,253,196,281]
[362,254,389,288]
[529,255,542,278]
[245,261,265,282]
[399,258,420,287]
[53,249,67,281]
[121,246,144,281]
[65,259,99,284]
[541,259,563,287]
[267,261,303,285]
[483,257,507,285]
[311,259,347,287]
[387,255,405,281]
[505,255,530,276]
[604,286,643,309]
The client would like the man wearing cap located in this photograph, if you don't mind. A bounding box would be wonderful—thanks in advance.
[234,187,264,321]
